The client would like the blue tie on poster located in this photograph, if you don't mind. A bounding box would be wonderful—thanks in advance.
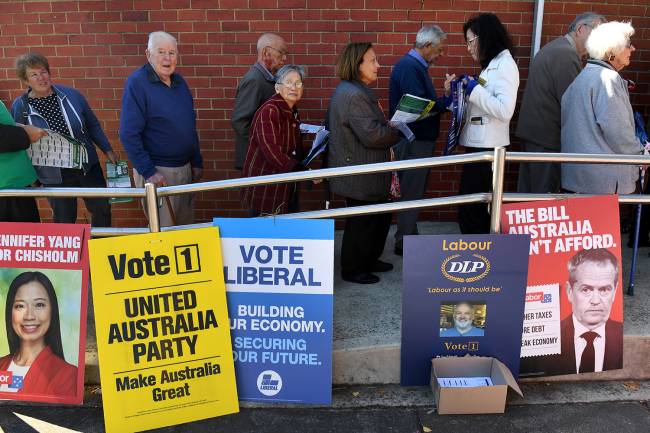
[401,234,530,386]
[214,218,334,404]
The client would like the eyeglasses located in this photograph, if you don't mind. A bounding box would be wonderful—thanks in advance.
[278,81,303,89]
[466,36,478,47]
[625,39,634,48]
[266,46,288,59]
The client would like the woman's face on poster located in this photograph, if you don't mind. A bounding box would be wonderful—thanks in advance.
[12,281,51,345]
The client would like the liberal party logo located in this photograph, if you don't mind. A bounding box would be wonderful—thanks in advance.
[257,370,283,397]
[441,254,490,283]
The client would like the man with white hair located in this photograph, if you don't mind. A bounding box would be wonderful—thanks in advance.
[516,12,605,194]
[120,31,203,226]
[389,24,451,256]
[232,33,288,170]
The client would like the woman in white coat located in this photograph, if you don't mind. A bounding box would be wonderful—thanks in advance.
[457,13,519,234]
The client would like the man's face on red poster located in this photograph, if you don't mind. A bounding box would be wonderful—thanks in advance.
[567,260,617,329]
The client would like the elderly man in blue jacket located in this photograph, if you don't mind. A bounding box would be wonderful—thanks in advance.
[120,31,203,226]
[389,25,452,255]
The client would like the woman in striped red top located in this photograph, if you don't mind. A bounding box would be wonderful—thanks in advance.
[242,64,306,215]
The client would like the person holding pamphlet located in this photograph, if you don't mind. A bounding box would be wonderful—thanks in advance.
[12,53,117,227]
[0,100,47,222]
[456,14,519,234]
[0,272,77,397]
[327,43,401,284]
[389,24,454,255]
[241,64,306,216]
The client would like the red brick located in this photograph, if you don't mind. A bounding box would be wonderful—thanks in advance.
[134,0,163,10]
[123,11,150,22]
[78,1,107,11]
[222,21,250,31]
[163,0,192,7]
[11,13,39,24]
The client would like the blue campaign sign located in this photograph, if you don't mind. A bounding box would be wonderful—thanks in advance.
[401,235,530,386]
[214,218,334,404]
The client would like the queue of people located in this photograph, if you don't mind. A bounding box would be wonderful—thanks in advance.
[0,14,642,284]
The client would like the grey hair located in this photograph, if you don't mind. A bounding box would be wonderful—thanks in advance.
[415,25,447,48]
[568,12,606,33]
[567,248,619,286]
[586,21,634,60]
[257,33,283,53]
[147,31,177,51]
[275,64,305,83]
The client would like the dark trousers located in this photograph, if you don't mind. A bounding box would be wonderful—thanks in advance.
[341,197,392,275]
[517,141,561,193]
[0,196,40,223]
[46,164,111,227]
[394,138,435,248]
[458,147,491,234]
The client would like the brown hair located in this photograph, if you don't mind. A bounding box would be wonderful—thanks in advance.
[336,42,373,81]
[15,53,50,82]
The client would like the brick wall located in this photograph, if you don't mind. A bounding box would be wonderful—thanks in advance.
[0,0,647,227]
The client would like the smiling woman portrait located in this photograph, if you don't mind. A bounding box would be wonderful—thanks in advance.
[0,271,77,397]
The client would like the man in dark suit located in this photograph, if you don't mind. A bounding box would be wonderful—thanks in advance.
[231,33,288,170]
[549,248,623,374]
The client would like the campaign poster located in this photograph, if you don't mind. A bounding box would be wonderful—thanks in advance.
[401,234,530,386]
[89,227,238,433]
[214,218,334,404]
[501,196,624,376]
[0,222,89,405]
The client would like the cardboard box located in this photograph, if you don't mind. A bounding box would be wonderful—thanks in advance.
[430,356,523,414]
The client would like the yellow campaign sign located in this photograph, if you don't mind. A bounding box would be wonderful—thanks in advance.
[88,227,238,433]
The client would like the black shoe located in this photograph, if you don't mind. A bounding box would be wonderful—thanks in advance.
[342,271,380,284]
[394,245,403,256]
[370,260,393,273]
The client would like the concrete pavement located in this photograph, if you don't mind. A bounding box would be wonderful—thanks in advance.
[1,380,649,432]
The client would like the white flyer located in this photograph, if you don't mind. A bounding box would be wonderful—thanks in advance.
[520,283,561,357]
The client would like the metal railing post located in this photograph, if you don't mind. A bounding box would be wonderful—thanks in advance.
[144,182,161,233]
[490,146,506,234]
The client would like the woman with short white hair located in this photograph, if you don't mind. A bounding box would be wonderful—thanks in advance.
[560,21,639,195]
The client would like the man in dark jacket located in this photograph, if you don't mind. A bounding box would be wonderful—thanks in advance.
[516,12,605,194]
[389,25,451,255]
[232,33,288,170]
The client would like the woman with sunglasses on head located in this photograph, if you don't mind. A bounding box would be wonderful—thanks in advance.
[457,13,519,234]
[241,64,306,216]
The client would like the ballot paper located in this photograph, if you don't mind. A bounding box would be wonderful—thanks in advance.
[437,377,494,387]
[106,160,133,204]
[27,130,88,169]
[300,123,325,134]
[390,93,436,124]
[303,128,330,166]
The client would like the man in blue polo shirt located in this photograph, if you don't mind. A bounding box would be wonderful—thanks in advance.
[389,25,452,255]
[120,31,203,226]
[440,302,485,337]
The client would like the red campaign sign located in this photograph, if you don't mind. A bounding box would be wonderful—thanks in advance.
[501,196,624,377]
[0,222,90,405]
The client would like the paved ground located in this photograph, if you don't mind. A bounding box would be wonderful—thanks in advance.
[1,381,649,432]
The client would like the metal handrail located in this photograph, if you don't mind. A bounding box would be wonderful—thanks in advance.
[2,149,649,237]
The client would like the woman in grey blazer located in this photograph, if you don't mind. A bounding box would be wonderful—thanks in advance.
[327,42,400,284]
[561,21,639,195]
